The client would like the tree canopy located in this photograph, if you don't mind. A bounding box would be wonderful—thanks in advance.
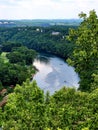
[67,10,98,91]
[0,46,37,91]
[6,46,37,65]
[1,79,98,129]
[0,26,76,59]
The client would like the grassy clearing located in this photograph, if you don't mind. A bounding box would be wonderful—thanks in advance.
[0,52,9,63]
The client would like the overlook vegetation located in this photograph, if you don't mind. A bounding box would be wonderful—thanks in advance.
[67,10,98,92]
[0,25,76,59]
[0,46,37,102]
[0,79,98,130]
[0,10,98,129]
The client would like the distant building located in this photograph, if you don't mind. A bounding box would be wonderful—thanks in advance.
[36,28,43,33]
[41,29,43,32]
[51,31,60,35]
[18,28,21,31]
[36,28,40,32]
[62,36,65,39]
[10,22,14,24]
[4,22,8,24]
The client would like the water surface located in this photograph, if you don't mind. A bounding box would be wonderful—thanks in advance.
[33,53,79,94]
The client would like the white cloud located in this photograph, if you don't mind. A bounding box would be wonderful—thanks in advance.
[0,0,98,19]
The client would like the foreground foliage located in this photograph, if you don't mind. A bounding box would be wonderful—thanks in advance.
[67,10,98,91]
[0,79,98,130]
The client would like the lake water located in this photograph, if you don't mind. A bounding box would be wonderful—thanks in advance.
[33,53,80,94]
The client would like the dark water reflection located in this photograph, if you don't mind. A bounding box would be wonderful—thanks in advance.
[33,53,80,94]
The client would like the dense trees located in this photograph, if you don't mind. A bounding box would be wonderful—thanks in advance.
[0,62,33,86]
[67,10,98,91]
[0,80,46,129]
[0,46,37,89]
[0,26,76,59]
[6,46,37,65]
[1,42,22,52]
[0,79,98,129]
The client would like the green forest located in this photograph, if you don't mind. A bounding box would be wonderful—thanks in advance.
[0,10,98,129]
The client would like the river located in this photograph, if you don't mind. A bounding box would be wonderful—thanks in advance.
[33,53,80,94]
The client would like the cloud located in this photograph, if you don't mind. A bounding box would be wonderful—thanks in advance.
[0,0,98,19]
[0,0,16,5]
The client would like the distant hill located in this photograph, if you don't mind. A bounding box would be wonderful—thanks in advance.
[0,19,82,27]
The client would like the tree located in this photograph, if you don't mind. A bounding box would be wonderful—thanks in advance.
[7,46,37,65]
[0,62,34,87]
[1,42,22,52]
[1,80,98,129]
[1,80,47,130]
[67,10,98,91]
[0,82,3,91]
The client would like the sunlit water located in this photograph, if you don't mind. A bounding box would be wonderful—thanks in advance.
[33,53,80,94]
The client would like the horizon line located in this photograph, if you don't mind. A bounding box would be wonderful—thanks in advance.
[0,18,81,20]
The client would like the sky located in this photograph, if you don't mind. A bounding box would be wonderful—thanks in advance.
[0,0,98,19]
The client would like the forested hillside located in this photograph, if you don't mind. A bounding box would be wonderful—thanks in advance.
[0,10,98,130]
[0,46,37,104]
[0,19,81,27]
[0,25,77,59]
